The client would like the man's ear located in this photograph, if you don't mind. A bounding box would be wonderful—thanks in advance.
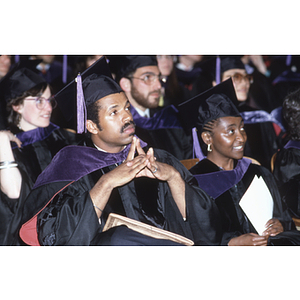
[212,80,217,87]
[86,120,99,135]
[119,77,131,92]
[201,131,212,145]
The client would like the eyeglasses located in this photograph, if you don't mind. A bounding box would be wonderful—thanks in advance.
[156,55,177,62]
[229,73,253,84]
[25,96,57,110]
[127,73,167,85]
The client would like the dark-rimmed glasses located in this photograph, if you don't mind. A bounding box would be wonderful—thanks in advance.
[25,96,57,110]
[127,73,167,85]
[229,73,253,84]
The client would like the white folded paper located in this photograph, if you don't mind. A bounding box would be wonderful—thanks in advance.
[239,175,274,235]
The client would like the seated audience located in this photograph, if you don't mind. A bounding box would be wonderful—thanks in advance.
[192,56,280,170]
[110,55,193,160]
[17,57,222,246]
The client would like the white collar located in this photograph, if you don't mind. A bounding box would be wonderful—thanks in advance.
[135,107,150,118]
[93,143,126,153]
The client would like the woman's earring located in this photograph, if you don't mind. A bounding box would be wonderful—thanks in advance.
[207,144,212,152]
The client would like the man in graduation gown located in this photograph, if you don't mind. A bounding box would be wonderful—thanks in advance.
[17,58,222,246]
[109,55,193,161]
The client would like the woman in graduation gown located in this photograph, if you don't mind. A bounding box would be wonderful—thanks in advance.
[273,88,300,219]
[0,64,82,245]
[192,56,280,170]
[183,80,300,245]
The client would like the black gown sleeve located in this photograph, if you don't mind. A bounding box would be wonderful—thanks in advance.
[37,179,100,246]
[154,149,223,245]
[273,147,300,218]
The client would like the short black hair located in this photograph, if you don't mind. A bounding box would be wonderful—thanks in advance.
[85,100,102,138]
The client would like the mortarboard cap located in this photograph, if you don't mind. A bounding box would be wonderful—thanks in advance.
[54,56,123,133]
[108,55,158,82]
[177,78,241,133]
[0,59,44,103]
[219,56,245,73]
[198,55,245,84]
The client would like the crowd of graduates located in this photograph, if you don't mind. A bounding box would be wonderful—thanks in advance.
[1,54,300,246]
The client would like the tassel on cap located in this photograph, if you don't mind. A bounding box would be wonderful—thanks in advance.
[286,55,292,67]
[63,55,68,84]
[192,127,205,160]
[215,55,221,84]
[76,73,87,134]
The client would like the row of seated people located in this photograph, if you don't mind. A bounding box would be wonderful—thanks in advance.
[0,55,300,245]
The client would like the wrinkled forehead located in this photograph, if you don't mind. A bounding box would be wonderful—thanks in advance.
[97,91,128,110]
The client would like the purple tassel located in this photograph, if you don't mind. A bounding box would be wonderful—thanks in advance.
[76,73,87,134]
[215,56,221,84]
[192,127,205,160]
[286,55,292,66]
[62,55,68,84]
[15,55,20,63]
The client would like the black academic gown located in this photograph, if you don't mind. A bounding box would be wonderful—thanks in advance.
[17,142,222,246]
[273,140,300,219]
[190,158,300,246]
[238,103,279,170]
[132,106,193,160]
[0,123,82,245]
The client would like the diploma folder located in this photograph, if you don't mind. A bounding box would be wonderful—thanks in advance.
[103,213,194,246]
[239,175,274,236]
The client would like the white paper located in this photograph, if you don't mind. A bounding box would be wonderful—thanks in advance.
[239,175,273,236]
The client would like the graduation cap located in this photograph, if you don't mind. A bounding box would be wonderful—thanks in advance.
[0,59,45,130]
[198,55,245,84]
[218,56,245,72]
[108,55,158,82]
[177,78,240,134]
[0,59,44,103]
[54,56,123,133]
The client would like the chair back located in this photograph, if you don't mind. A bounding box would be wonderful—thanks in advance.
[180,158,199,170]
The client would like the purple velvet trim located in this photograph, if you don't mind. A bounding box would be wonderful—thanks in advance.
[215,56,221,85]
[240,110,285,131]
[193,158,252,199]
[284,140,300,150]
[33,138,147,189]
[62,55,67,84]
[11,123,59,149]
[272,70,300,85]
[76,73,86,134]
[131,105,182,130]
[192,127,205,160]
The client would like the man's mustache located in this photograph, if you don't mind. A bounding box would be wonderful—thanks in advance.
[121,120,136,133]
